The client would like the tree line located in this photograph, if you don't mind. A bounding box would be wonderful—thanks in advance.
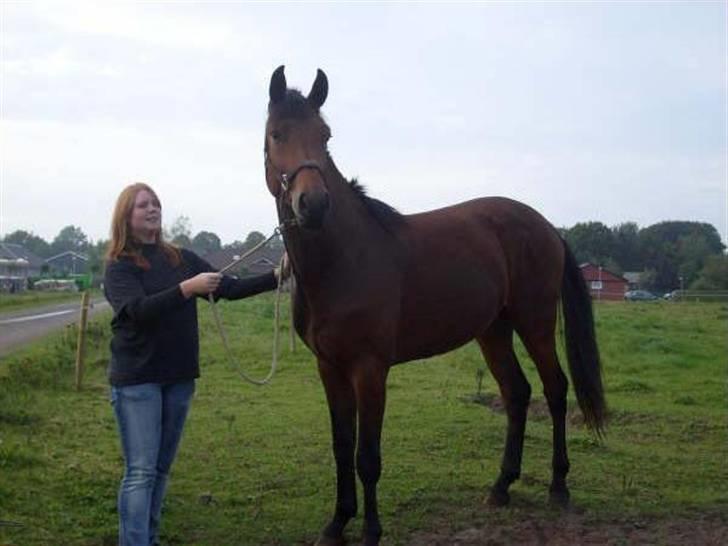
[3,218,726,292]
[560,221,727,292]
[1,215,283,277]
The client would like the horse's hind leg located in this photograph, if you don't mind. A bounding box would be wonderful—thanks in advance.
[518,320,571,507]
[476,317,531,506]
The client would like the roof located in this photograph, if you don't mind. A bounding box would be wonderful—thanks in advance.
[0,242,46,268]
[46,250,89,263]
[579,263,627,283]
[203,245,284,272]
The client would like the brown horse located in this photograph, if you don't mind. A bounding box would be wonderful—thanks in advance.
[263,66,606,546]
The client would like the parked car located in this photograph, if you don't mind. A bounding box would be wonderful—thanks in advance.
[624,289,658,301]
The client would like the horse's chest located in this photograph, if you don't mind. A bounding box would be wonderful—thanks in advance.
[297,308,395,363]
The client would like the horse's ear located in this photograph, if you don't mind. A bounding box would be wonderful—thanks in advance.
[269,65,287,104]
[307,68,328,110]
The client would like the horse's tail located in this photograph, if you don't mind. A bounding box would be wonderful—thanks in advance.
[561,240,607,436]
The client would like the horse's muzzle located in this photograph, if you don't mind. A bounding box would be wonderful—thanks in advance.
[294,190,330,229]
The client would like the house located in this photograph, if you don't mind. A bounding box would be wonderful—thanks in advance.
[580,263,628,301]
[622,271,642,290]
[203,245,284,277]
[46,251,89,276]
[0,242,45,292]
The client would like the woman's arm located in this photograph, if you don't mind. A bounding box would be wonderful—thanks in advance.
[185,251,278,301]
[104,260,187,324]
[104,260,222,323]
[218,270,278,300]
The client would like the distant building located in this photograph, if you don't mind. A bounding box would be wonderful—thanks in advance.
[622,272,642,290]
[0,242,45,292]
[580,263,628,301]
[46,251,89,276]
[203,245,284,277]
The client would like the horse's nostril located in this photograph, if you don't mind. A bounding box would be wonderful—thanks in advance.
[299,193,308,212]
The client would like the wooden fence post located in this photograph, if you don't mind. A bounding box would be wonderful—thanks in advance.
[75,291,91,391]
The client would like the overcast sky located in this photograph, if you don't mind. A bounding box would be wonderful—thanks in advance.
[1,1,726,246]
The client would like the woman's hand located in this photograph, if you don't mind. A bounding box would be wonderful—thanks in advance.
[180,273,222,298]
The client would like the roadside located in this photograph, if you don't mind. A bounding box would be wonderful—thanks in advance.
[0,297,110,359]
[0,289,102,314]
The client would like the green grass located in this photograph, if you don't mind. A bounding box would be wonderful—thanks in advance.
[0,299,726,545]
[0,289,101,314]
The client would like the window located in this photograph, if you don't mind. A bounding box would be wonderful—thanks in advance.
[591,281,603,290]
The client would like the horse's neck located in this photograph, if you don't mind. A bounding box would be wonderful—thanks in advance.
[285,166,398,295]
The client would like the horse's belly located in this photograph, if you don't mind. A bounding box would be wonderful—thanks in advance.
[394,284,502,363]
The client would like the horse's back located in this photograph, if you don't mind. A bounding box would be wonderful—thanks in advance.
[403,196,563,273]
[412,196,565,305]
[393,197,564,362]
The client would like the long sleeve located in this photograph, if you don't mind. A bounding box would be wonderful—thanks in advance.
[104,259,187,324]
[218,270,278,300]
[184,251,278,301]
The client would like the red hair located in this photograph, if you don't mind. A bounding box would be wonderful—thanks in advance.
[105,182,181,269]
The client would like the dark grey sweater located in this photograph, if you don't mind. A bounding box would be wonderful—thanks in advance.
[104,244,276,386]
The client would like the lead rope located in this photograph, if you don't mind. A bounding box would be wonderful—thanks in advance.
[207,228,289,386]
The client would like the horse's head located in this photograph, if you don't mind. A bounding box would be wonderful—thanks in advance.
[265,65,331,230]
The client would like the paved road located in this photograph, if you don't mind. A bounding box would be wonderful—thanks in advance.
[0,298,110,359]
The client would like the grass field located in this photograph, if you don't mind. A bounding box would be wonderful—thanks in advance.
[0,296,726,545]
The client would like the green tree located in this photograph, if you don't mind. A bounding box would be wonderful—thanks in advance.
[168,215,192,248]
[2,229,51,257]
[563,222,614,265]
[191,231,222,256]
[50,225,89,256]
[87,239,109,281]
[611,222,642,272]
[639,221,724,291]
[243,231,266,251]
[692,255,728,290]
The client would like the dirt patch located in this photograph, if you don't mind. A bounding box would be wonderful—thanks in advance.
[405,512,728,545]
[461,392,579,424]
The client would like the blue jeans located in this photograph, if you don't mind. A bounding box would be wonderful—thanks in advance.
[111,381,195,546]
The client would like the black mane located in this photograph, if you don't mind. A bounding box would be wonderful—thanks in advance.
[348,178,405,231]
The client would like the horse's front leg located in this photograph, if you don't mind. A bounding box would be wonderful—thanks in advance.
[353,360,388,546]
[316,360,357,546]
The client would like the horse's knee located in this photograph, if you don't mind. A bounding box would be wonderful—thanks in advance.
[356,447,381,484]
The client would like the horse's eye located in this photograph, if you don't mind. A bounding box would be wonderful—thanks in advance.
[271,130,282,142]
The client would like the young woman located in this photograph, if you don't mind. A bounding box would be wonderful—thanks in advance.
[104,182,283,546]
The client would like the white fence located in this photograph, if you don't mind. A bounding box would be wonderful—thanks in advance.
[669,290,728,302]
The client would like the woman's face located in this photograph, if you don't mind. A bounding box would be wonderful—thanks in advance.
[129,189,162,242]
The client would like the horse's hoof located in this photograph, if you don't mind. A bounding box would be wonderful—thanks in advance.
[548,487,570,508]
[315,535,346,546]
[487,488,510,507]
[361,535,380,546]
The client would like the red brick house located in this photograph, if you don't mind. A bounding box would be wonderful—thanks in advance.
[579,263,628,301]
